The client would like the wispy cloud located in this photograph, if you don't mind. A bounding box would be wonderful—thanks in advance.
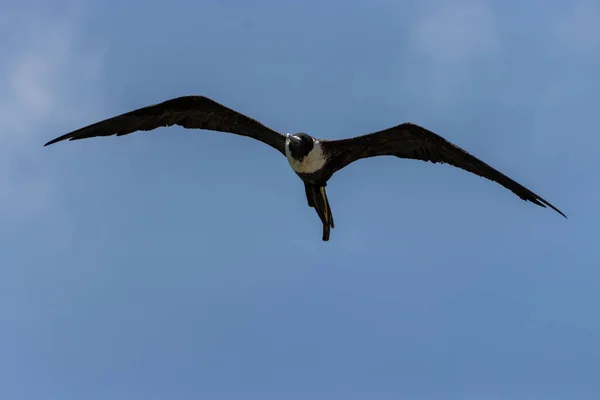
[553,0,600,57]
[0,7,106,243]
[403,0,501,114]
[409,0,499,66]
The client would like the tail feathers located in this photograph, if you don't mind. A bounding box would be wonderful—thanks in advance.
[304,184,315,208]
[305,184,334,241]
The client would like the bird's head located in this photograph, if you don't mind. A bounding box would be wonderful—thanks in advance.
[286,133,315,160]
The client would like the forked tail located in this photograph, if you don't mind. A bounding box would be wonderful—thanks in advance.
[305,183,335,241]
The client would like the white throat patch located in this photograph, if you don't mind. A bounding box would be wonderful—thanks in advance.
[285,135,327,174]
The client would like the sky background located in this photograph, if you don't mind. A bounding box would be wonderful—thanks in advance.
[1,0,599,398]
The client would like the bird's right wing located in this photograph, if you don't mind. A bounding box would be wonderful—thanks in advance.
[44,95,287,155]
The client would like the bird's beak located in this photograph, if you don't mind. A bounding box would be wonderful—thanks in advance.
[287,134,301,146]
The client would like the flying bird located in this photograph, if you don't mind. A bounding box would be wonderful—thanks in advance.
[44,95,566,241]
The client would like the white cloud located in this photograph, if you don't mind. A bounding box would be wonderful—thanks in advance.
[0,8,107,244]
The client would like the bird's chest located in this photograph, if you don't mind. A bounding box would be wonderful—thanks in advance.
[285,145,328,176]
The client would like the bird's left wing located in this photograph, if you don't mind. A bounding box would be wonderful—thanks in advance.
[321,122,566,217]
[44,95,287,155]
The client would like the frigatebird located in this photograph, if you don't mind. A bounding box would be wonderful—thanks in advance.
[44,95,566,241]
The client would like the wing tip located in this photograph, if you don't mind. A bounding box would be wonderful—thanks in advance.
[534,197,567,219]
[553,206,568,219]
[44,134,71,147]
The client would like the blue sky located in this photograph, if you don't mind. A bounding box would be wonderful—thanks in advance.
[1,0,599,398]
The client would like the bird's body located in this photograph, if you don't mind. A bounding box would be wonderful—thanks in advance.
[284,135,336,240]
[44,95,566,241]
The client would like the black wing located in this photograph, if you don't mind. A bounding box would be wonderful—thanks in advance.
[322,122,566,218]
[44,95,287,155]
